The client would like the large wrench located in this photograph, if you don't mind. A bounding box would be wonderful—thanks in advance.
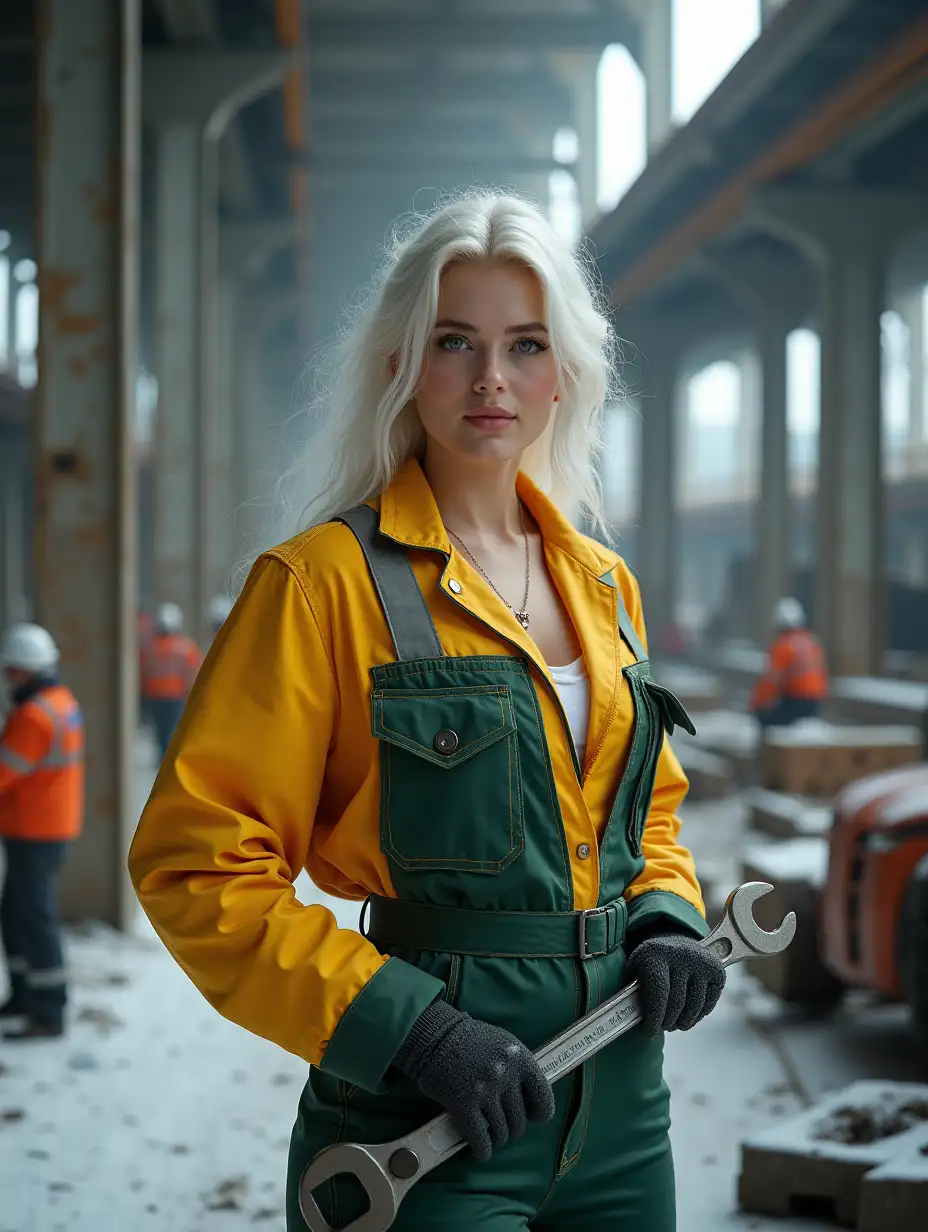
[299,882,796,1232]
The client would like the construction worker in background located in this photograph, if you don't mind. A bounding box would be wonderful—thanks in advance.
[751,597,829,729]
[0,623,84,1041]
[140,603,202,758]
[207,592,235,643]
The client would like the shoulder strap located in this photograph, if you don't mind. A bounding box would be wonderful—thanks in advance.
[336,505,444,662]
[599,570,647,663]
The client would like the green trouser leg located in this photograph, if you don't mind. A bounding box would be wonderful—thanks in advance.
[288,955,674,1232]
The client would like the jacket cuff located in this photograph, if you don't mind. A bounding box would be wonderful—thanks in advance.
[625,890,710,941]
[318,956,446,1093]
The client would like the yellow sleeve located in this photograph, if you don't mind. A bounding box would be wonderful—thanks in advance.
[127,555,444,1090]
[615,565,709,940]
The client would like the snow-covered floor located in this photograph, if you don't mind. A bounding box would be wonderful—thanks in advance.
[1,735,922,1231]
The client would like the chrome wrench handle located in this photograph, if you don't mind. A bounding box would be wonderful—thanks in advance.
[298,881,795,1232]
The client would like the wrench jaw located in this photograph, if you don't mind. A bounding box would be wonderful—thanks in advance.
[726,881,797,957]
[298,1141,401,1232]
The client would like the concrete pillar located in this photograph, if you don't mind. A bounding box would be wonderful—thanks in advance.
[143,49,291,640]
[211,272,237,588]
[694,250,807,645]
[546,52,598,227]
[749,187,928,674]
[633,0,674,154]
[637,352,680,642]
[756,321,790,642]
[152,121,200,627]
[36,0,140,925]
[735,346,762,496]
[0,432,28,626]
[901,286,925,448]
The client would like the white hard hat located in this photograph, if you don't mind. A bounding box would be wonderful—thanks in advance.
[1,622,60,673]
[208,593,234,626]
[156,602,184,634]
[773,597,805,630]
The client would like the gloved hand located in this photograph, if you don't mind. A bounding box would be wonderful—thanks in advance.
[625,930,726,1037]
[393,998,555,1162]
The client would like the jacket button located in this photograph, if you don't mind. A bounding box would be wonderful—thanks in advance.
[434,729,460,755]
[448,579,462,594]
[577,843,591,859]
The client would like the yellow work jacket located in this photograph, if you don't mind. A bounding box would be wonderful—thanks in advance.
[128,458,705,1080]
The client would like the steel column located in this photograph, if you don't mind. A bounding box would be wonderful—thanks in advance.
[35,0,140,925]
[153,122,200,627]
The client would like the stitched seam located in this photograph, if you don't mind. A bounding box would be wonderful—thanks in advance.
[524,675,572,910]
[381,722,521,871]
[601,663,645,875]
[265,555,342,732]
[627,679,661,856]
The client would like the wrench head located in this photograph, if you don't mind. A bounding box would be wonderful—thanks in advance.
[299,1141,399,1232]
[726,881,796,956]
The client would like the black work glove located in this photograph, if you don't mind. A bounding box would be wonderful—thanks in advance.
[393,998,555,1162]
[625,930,726,1037]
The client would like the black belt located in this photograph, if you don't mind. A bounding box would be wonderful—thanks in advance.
[362,894,628,960]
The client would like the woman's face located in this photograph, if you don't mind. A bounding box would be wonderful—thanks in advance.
[414,259,559,465]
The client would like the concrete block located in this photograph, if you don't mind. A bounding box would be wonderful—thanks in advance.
[745,788,834,840]
[738,1080,928,1226]
[741,840,843,1005]
[675,744,733,801]
[761,722,922,796]
[857,1123,928,1232]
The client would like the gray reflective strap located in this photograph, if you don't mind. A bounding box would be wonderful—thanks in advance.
[600,570,647,663]
[336,505,445,662]
[0,744,34,773]
[30,693,71,770]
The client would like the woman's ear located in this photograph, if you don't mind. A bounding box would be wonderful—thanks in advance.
[389,354,398,378]
[553,393,559,403]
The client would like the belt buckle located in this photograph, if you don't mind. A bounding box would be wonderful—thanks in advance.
[578,905,609,961]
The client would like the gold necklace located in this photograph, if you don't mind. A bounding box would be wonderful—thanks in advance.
[446,504,531,629]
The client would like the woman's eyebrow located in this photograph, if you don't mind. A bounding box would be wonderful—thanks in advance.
[434,318,476,331]
[432,318,549,334]
[506,322,548,334]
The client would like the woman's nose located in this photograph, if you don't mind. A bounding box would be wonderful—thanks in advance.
[473,350,507,393]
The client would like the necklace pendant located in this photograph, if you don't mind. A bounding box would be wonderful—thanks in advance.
[515,610,530,629]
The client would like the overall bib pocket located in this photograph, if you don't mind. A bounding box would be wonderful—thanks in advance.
[372,683,525,873]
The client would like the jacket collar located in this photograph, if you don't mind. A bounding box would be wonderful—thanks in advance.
[12,674,59,707]
[375,456,619,581]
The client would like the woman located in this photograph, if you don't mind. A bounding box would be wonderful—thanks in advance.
[128,193,725,1231]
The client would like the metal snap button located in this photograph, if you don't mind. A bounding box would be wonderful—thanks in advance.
[577,843,591,860]
[448,579,462,594]
[434,729,460,755]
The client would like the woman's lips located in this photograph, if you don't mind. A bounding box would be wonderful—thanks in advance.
[464,410,516,430]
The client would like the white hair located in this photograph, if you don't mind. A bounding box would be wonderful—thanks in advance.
[268,190,619,550]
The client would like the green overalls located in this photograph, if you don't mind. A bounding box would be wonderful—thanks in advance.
[287,505,702,1231]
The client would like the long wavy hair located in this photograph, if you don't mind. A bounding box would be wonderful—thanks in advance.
[268,190,619,550]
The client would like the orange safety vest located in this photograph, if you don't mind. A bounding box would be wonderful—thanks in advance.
[0,684,85,841]
[751,627,829,711]
[140,633,202,701]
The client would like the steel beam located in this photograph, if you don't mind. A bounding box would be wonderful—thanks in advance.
[35,0,140,925]
[306,12,639,57]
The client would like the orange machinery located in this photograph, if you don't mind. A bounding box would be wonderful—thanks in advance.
[820,762,928,1050]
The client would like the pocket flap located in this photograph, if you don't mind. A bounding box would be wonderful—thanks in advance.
[371,685,516,769]
[644,680,697,736]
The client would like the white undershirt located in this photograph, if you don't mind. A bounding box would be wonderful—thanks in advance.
[548,655,590,765]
